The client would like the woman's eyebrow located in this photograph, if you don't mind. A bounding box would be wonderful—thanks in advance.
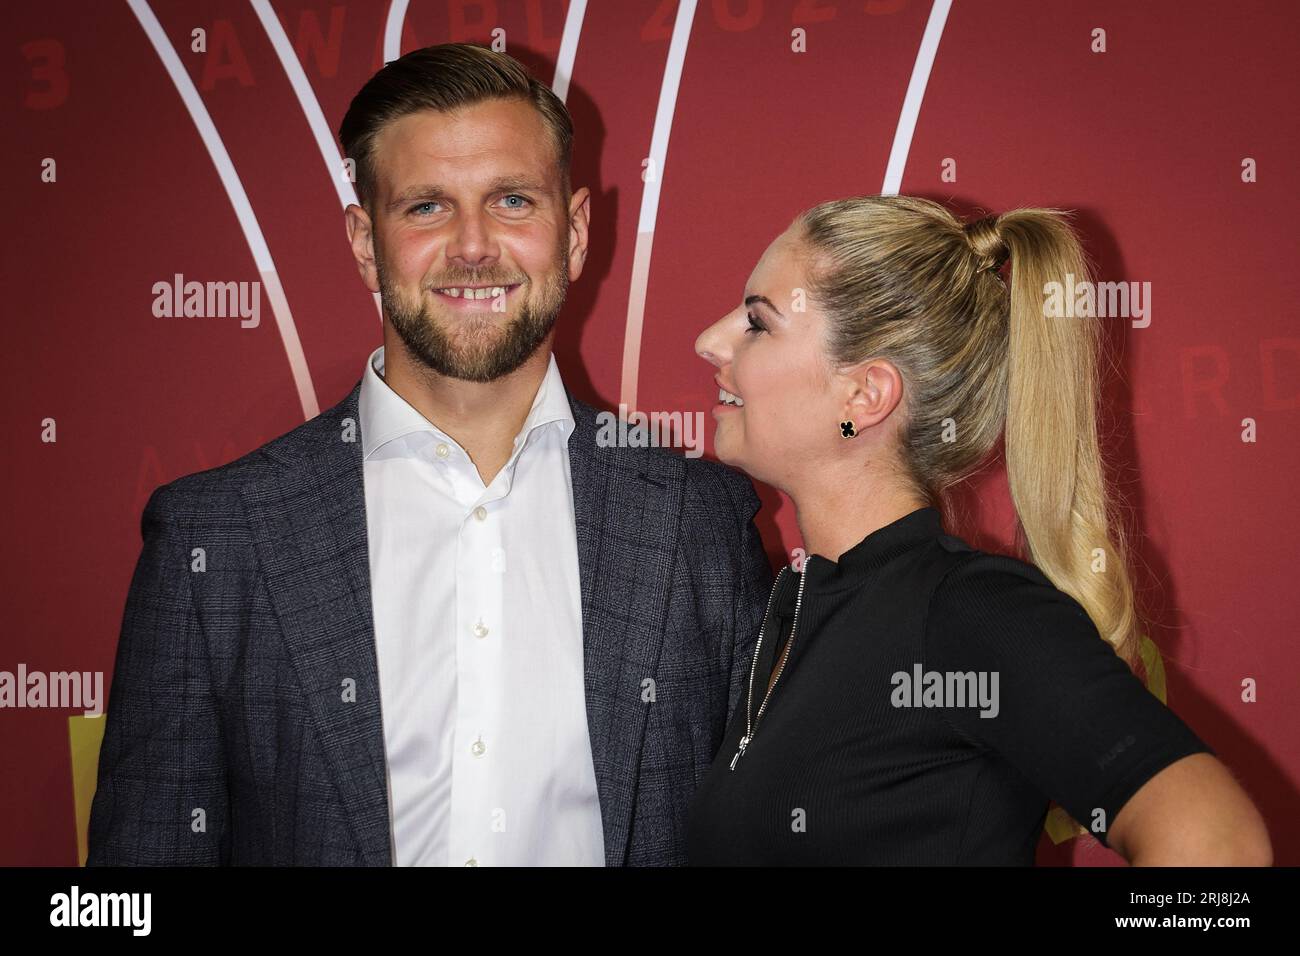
[745,293,784,317]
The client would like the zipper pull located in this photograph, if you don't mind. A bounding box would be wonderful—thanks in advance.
[729,734,751,770]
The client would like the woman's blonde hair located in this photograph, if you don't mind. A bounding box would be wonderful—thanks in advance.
[795,195,1140,668]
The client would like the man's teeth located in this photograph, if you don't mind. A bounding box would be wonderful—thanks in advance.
[435,286,510,299]
[719,388,744,407]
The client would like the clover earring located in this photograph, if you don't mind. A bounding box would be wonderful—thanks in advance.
[840,420,857,439]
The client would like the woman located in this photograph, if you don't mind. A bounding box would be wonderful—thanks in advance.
[687,196,1271,865]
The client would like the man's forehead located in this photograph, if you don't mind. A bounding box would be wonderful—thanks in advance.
[374,104,558,194]
[377,101,546,155]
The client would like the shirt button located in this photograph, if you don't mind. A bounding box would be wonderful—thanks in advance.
[464,857,478,867]
[473,506,487,521]
[473,621,489,639]
[435,443,450,459]
[471,737,486,757]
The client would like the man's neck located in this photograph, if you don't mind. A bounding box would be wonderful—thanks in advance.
[379,330,556,486]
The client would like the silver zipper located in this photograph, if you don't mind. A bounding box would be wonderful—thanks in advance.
[729,563,807,770]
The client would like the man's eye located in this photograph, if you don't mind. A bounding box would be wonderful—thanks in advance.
[410,201,441,215]
[499,194,531,209]
[744,313,767,335]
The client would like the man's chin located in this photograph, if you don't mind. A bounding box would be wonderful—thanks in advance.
[423,329,551,383]
[427,302,514,325]
[436,319,516,357]
[446,351,517,382]
[384,287,559,382]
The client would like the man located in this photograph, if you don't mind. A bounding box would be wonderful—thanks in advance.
[86,43,772,866]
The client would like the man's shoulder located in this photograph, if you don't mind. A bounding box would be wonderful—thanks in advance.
[566,391,758,507]
[145,381,361,521]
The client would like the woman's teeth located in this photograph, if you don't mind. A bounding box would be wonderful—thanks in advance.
[719,388,744,407]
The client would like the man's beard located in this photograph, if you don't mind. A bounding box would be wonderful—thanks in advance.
[375,239,569,383]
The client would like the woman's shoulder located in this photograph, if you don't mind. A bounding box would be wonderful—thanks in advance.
[930,532,1089,609]
[922,541,1101,664]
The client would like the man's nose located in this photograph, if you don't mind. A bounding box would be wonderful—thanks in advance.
[445,208,498,268]
[695,315,733,368]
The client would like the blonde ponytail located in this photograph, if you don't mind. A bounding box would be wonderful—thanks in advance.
[996,210,1140,667]
[796,196,1142,670]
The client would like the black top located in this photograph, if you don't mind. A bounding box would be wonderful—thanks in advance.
[686,507,1213,865]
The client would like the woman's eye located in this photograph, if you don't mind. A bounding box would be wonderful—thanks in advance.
[744,313,767,335]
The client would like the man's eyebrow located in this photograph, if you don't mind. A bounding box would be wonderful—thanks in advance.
[487,176,549,194]
[745,294,784,317]
[386,177,551,211]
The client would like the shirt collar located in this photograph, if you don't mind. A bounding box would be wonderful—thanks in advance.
[782,506,946,600]
[358,345,575,462]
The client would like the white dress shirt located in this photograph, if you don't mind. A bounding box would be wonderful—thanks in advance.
[358,345,605,866]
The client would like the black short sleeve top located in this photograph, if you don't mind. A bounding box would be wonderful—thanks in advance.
[686,507,1213,865]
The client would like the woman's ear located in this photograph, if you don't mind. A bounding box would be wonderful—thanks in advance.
[842,358,906,429]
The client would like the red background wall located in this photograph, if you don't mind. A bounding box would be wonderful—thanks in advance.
[4,0,1297,865]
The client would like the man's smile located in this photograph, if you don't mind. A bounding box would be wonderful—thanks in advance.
[430,282,522,309]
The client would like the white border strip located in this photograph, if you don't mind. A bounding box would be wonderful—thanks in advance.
[619,0,697,413]
[636,0,695,235]
[126,0,319,419]
[251,0,360,212]
[881,0,953,196]
[251,0,383,324]
[383,0,410,65]
[552,0,588,104]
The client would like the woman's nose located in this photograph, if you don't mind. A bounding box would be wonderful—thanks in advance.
[695,315,732,367]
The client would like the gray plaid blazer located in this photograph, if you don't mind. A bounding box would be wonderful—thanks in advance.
[86,379,772,866]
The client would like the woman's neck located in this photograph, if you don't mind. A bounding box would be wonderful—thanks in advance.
[790,475,930,564]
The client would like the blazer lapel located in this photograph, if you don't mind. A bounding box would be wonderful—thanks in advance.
[566,392,684,866]
[240,382,393,865]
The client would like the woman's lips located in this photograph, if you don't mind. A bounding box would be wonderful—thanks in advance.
[430,283,522,310]
[714,382,744,416]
